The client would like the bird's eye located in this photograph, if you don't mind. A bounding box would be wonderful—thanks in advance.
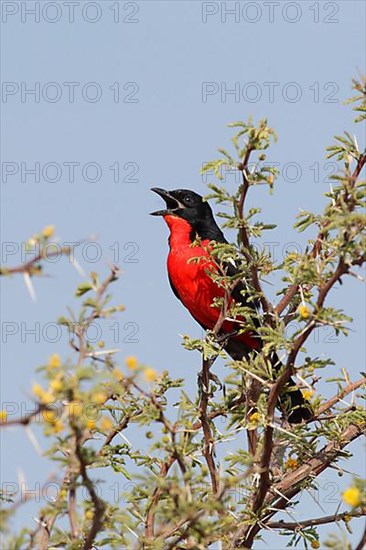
[184,196,192,204]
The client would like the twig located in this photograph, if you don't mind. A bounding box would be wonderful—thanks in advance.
[317,377,366,416]
[275,152,365,316]
[355,524,366,550]
[0,403,52,428]
[237,149,272,315]
[267,508,366,530]
[145,456,175,538]
[0,246,71,276]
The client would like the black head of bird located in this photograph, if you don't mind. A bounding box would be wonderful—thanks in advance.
[150,187,225,242]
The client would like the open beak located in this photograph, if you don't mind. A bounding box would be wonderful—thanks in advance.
[150,188,185,216]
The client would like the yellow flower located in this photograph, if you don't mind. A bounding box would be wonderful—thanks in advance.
[32,383,44,398]
[285,457,299,470]
[125,356,138,370]
[0,410,7,423]
[249,412,260,423]
[342,486,361,507]
[85,509,94,520]
[51,420,64,434]
[42,225,55,239]
[42,409,60,424]
[45,418,64,434]
[59,488,67,500]
[32,383,54,404]
[91,391,107,405]
[144,368,158,382]
[50,377,63,393]
[97,340,105,348]
[99,416,113,432]
[66,401,84,420]
[298,304,311,319]
[311,541,320,549]
[112,368,123,381]
[302,389,314,401]
[41,391,54,404]
[47,353,61,368]
[85,418,96,431]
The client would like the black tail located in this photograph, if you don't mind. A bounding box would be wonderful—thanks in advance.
[224,340,312,424]
[278,380,313,423]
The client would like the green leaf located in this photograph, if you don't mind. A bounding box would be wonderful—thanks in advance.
[75,282,92,297]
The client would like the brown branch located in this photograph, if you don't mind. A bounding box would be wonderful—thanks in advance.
[355,524,366,550]
[145,456,175,538]
[271,422,365,503]
[74,266,120,367]
[74,429,106,550]
[285,259,347,377]
[267,508,366,530]
[275,285,300,316]
[231,421,366,548]
[235,158,271,454]
[247,259,350,525]
[36,268,120,548]
[317,377,366,416]
[275,151,365,316]
[237,150,272,315]
[0,246,71,276]
[0,403,52,428]
[198,280,236,496]
[200,354,219,495]
[35,467,76,550]
[69,474,78,539]
[236,151,275,459]
[98,412,139,455]
[145,277,237,538]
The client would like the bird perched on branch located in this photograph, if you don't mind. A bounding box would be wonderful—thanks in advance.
[151,187,312,423]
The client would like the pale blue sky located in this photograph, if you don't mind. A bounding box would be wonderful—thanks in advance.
[1,1,365,548]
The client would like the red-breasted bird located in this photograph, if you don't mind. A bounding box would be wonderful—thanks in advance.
[151,187,312,423]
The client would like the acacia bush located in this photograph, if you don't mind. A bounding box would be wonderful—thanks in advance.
[1,77,365,550]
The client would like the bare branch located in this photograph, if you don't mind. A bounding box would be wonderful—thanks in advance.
[317,377,366,416]
[267,508,366,530]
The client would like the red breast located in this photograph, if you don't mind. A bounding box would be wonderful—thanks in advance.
[164,215,260,350]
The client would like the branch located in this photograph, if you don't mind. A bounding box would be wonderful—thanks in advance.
[275,152,365,316]
[0,403,51,428]
[267,508,366,530]
[198,280,238,495]
[200,355,219,495]
[74,430,106,550]
[275,285,299,316]
[245,259,351,535]
[231,421,366,548]
[98,411,141,454]
[355,524,366,550]
[145,456,175,538]
[237,149,272,315]
[317,377,366,416]
[74,266,120,366]
[0,245,71,276]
